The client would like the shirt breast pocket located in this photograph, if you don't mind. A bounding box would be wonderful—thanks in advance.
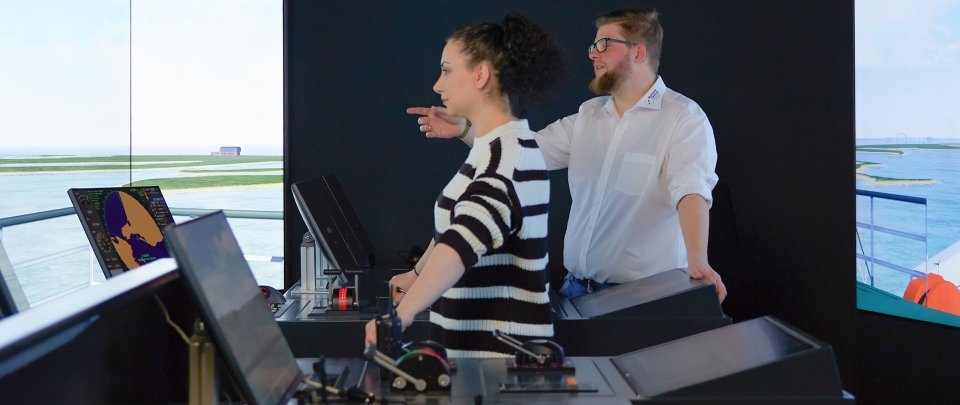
[615,152,656,196]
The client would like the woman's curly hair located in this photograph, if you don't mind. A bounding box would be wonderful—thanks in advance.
[449,13,564,117]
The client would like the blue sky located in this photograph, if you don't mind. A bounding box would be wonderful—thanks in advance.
[3,1,957,152]
[856,0,960,139]
[0,0,282,155]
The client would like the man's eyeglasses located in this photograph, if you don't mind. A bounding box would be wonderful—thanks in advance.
[588,38,637,55]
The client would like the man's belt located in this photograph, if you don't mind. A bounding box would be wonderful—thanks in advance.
[571,276,618,293]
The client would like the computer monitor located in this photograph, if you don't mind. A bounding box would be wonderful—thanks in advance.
[0,240,25,317]
[0,276,16,318]
[68,186,175,278]
[164,211,302,405]
[612,316,830,399]
[291,175,374,271]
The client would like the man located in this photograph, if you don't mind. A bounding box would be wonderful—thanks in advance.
[407,9,726,300]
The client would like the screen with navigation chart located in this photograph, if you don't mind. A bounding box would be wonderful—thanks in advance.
[69,186,174,278]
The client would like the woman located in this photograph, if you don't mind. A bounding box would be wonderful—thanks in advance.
[365,13,564,357]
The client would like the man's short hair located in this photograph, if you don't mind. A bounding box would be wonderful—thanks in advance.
[595,9,663,74]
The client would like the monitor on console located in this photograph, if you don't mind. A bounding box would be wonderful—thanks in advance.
[291,175,375,272]
[0,272,17,318]
[612,316,815,398]
[164,211,302,404]
[68,186,175,278]
[0,240,26,317]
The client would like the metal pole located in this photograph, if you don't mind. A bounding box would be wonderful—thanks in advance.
[869,196,875,286]
[924,204,929,274]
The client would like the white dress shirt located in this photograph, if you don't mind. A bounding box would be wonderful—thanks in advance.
[537,76,718,284]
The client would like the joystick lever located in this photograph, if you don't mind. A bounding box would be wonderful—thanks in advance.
[493,330,568,370]
[303,357,376,403]
[375,303,404,358]
[492,330,548,365]
[363,346,428,392]
[367,304,452,392]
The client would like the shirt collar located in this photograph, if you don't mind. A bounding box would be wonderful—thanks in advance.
[473,119,529,147]
[602,75,667,115]
[638,76,666,110]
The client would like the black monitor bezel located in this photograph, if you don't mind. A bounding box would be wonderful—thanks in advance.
[291,175,374,272]
[611,316,820,398]
[163,211,303,404]
[0,274,16,318]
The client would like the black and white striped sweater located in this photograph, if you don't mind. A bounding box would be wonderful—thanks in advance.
[430,119,552,358]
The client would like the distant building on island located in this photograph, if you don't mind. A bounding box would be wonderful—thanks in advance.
[211,146,241,156]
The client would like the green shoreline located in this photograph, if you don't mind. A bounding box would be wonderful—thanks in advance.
[181,168,280,173]
[856,143,960,156]
[855,160,935,185]
[0,155,281,173]
[0,155,283,189]
[124,175,282,189]
[0,155,281,164]
[856,173,937,185]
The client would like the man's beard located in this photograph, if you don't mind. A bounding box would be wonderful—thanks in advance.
[588,57,630,95]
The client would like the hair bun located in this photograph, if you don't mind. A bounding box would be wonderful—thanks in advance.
[497,13,564,116]
[448,13,564,118]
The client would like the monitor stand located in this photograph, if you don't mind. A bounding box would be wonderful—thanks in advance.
[295,232,360,313]
[188,319,218,405]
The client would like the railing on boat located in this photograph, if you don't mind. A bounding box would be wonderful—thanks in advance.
[855,189,928,285]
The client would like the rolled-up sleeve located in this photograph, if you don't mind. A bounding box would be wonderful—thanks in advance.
[536,114,577,170]
[664,110,719,209]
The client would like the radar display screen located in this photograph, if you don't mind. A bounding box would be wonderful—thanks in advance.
[68,186,174,278]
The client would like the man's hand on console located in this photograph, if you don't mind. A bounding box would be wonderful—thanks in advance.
[687,260,727,302]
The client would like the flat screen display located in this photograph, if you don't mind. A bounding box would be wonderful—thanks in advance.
[68,186,174,278]
[571,268,711,318]
[612,317,813,398]
[855,0,960,329]
[0,274,16,317]
[164,211,302,405]
[291,175,374,271]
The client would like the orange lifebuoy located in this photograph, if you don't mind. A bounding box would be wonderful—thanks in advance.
[904,275,929,303]
[904,274,960,316]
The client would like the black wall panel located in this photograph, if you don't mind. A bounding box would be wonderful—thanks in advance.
[285,0,855,388]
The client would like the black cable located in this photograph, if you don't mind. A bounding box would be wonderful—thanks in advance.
[153,294,189,344]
